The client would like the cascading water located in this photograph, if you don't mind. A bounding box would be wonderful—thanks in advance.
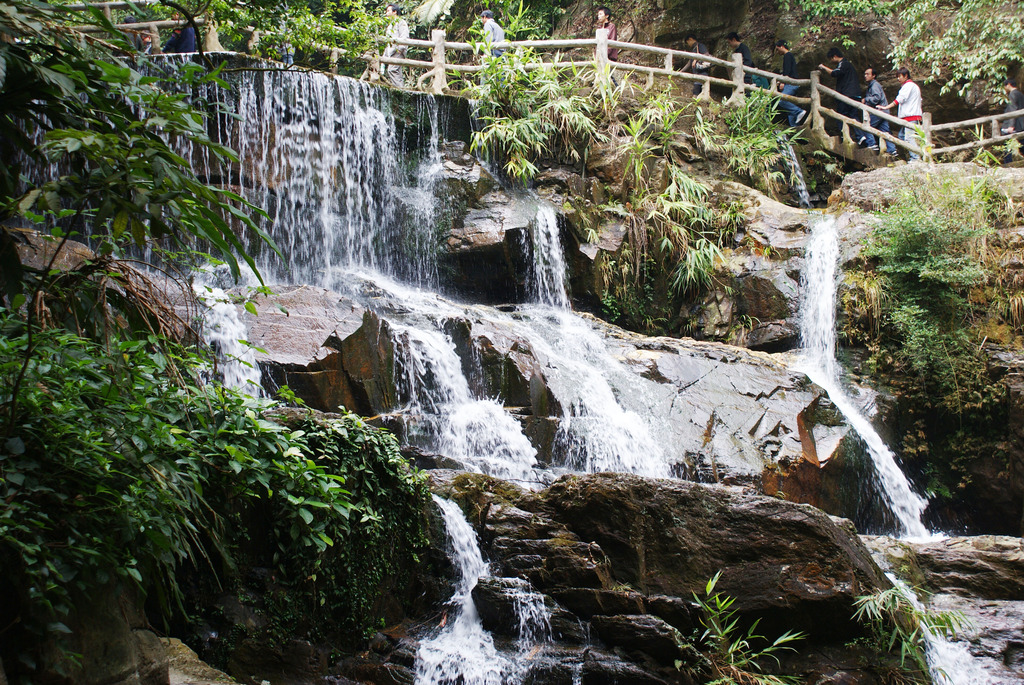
[778,136,812,209]
[393,324,539,482]
[798,217,930,539]
[416,497,506,685]
[530,203,569,309]
[170,59,446,289]
[416,497,552,685]
[192,283,264,394]
[885,574,994,684]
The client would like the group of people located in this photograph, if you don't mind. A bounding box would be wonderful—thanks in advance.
[122,13,195,55]
[816,47,923,159]
[676,33,1024,161]
[378,7,1024,159]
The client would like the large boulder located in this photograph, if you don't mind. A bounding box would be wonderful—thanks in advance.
[837,163,1024,212]
[430,471,895,680]
[1,583,170,685]
[437,141,537,303]
[230,281,886,520]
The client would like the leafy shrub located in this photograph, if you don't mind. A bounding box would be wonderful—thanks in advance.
[0,315,428,676]
[692,572,805,685]
[467,47,598,183]
[862,177,999,404]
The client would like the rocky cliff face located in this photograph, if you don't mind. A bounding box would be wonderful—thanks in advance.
[335,471,900,684]
[235,278,901,529]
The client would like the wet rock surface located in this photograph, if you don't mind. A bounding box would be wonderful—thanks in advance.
[235,281,884,521]
[406,471,896,684]
[436,141,536,303]
[863,534,1024,685]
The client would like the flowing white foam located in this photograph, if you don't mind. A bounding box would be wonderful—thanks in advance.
[885,574,993,685]
[394,325,538,482]
[530,203,569,309]
[192,284,264,394]
[798,217,929,539]
[416,497,506,685]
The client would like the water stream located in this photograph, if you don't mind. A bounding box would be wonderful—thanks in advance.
[798,217,930,539]
[885,574,994,685]
[416,497,506,685]
[417,497,552,685]
[779,137,812,208]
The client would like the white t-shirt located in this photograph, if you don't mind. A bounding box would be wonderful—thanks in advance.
[895,80,923,119]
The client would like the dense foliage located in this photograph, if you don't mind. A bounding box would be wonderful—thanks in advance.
[844,174,1023,520]
[0,317,429,679]
[787,0,1024,94]
[0,1,431,679]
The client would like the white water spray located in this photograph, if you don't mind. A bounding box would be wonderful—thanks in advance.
[778,137,812,208]
[416,497,506,685]
[798,217,929,538]
[885,574,993,685]
[395,325,539,482]
[530,203,570,309]
[192,284,264,394]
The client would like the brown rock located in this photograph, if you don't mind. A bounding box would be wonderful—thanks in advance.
[838,163,1024,213]
[590,614,685,662]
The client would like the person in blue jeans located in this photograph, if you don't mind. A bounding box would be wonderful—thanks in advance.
[861,66,897,154]
[773,40,807,127]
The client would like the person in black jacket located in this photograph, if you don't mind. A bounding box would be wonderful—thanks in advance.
[163,13,196,54]
[1002,79,1024,135]
[726,32,754,84]
[818,47,866,145]
[682,34,711,96]
[774,40,807,126]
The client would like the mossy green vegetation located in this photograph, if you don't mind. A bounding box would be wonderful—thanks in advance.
[843,175,1024,525]
[0,315,430,678]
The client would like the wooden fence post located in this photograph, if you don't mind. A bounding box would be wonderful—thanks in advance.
[727,52,745,105]
[992,117,1000,141]
[148,23,161,53]
[809,71,827,138]
[595,28,610,87]
[921,111,933,161]
[332,48,343,75]
[430,29,448,94]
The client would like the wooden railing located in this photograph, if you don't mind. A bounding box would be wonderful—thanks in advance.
[61,8,1024,163]
[364,28,1024,162]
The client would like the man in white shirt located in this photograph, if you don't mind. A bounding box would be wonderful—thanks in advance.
[880,67,923,161]
[383,3,410,88]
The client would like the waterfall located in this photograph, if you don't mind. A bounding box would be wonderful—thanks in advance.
[779,136,812,208]
[416,497,553,684]
[394,324,539,482]
[885,574,993,684]
[192,283,264,395]
[416,497,506,685]
[530,203,569,309]
[166,60,445,289]
[798,217,930,539]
